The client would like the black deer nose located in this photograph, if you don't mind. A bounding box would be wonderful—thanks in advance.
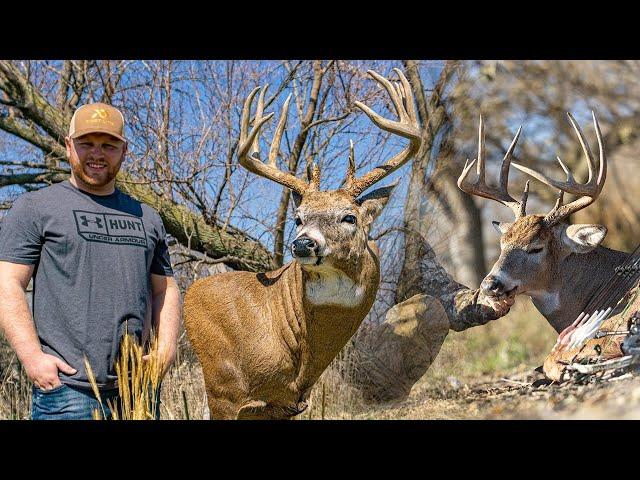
[481,276,504,296]
[292,237,317,257]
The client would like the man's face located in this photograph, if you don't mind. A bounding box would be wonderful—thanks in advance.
[65,133,127,191]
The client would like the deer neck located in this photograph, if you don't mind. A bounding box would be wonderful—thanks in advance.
[528,246,628,332]
[283,241,381,393]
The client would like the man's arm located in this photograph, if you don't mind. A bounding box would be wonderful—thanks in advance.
[449,288,516,331]
[147,273,182,377]
[0,261,76,389]
[409,238,515,331]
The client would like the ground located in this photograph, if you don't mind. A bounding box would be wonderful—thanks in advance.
[3,297,640,419]
[349,367,640,420]
[301,298,640,420]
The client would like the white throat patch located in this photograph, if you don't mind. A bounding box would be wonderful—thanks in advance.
[305,269,366,308]
[528,290,561,315]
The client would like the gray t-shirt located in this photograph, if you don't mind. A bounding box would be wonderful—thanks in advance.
[0,180,173,390]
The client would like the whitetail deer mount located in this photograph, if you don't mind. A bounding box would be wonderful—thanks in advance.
[184,69,422,419]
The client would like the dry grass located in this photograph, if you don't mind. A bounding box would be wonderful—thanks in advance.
[0,298,563,420]
[85,330,164,420]
[0,341,31,420]
[420,297,556,383]
[156,332,207,420]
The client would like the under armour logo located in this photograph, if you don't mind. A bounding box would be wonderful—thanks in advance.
[80,215,104,229]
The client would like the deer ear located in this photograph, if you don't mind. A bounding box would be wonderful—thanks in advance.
[355,181,397,226]
[562,224,607,254]
[292,191,303,208]
[492,221,512,234]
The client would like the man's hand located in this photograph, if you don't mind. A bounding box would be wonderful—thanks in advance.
[142,345,176,379]
[479,291,517,317]
[24,352,77,390]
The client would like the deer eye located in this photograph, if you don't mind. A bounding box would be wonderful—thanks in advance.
[295,217,303,227]
[341,214,357,225]
[528,247,543,254]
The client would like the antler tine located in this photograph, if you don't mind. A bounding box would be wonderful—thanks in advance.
[237,86,308,195]
[567,112,595,183]
[346,68,422,197]
[366,70,406,121]
[592,111,607,191]
[394,68,418,123]
[519,180,530,218]
[457,116,525,219]
[553,189,564,211]
[307,162,321,190]
[499,125,523,193]
[267,93,292,168]
[240,86,261,148]
[511,112,607,226]
[250,85,268,156]
[344,139,356,189]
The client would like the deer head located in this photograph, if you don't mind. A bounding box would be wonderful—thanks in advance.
[458,112,607,303]
[238,69,422,280]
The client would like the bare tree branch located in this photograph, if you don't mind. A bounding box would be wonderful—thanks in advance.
[0,171,69,188]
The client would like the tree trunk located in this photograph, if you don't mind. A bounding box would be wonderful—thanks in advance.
[430,167,486,288]
[396,60,486,299]
[395,61,455,303]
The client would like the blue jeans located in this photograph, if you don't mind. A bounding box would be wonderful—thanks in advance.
[31,384,120,420]
[31,383,162,420]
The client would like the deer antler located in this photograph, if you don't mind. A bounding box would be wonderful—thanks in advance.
[237,85,309,195]
[457,115,529,219]
[511,112,606,227]
[239,69,421,198]
[344,68,422,198]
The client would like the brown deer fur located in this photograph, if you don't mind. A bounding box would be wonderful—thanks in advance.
[185,237,381,419]
[184,190,388,419]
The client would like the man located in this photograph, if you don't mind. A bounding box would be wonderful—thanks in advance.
[0,102,182,419]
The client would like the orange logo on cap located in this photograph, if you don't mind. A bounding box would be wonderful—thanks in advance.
[91,109,109,120]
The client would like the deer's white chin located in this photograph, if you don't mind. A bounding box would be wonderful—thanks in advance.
[295,247,332,268]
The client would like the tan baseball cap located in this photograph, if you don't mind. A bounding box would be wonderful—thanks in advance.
[68,102,127,142]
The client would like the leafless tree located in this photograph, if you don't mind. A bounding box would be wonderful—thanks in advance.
[452,60,640,254]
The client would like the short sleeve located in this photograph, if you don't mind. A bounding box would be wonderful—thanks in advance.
[150,217,173,276]
[0,195,42,265]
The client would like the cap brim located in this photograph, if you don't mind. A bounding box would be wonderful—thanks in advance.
[70,128,127,143]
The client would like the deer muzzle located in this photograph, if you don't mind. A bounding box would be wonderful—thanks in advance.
[481,273,520,300]
[292,237,318,259]
[481,275,510,297]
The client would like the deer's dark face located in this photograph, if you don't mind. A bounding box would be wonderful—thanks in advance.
[482,214,608,303]
[482,215,557,300]
[291,186,393,278]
